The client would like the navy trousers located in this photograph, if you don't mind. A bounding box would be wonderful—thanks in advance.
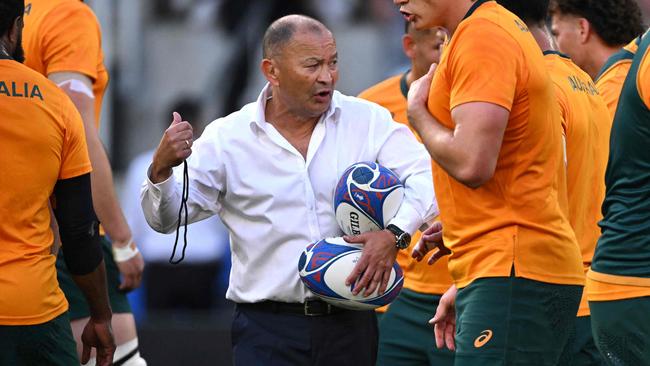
[232,304,378,366]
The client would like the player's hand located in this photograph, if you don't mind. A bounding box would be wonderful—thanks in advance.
[115,250,144,292]
[80,317,115,366]
[430,284,457,351]
[412,221,450,265]
[150,112,194,183]
[343,230,398,297]
[407,63,437,135]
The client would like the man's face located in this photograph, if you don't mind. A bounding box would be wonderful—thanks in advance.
[551,13,587,68]
[407,27,447,79]
[8,16,25,63]
[273,30,339,119]
[394,0,447,31]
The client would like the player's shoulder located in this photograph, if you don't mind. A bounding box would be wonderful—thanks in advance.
[358,74,403,101]
[334,90,393,120]
[0,61,66,101]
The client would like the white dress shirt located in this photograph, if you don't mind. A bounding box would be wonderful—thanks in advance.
[141,85,437,303]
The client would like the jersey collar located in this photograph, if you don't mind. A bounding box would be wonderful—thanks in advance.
[399,71,409,99]
[464,0,494,20]
[543,50,571,59]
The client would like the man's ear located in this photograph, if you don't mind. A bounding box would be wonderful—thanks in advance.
[577,18,591,44]
[402,34,415,60]
[261,58,280,87]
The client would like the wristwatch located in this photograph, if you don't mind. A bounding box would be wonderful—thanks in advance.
[386,224,411,250]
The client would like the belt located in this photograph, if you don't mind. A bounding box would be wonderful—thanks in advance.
[237,299,346,317]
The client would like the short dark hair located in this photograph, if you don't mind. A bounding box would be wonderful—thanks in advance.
[498,0,550,26]
[550,0,645,46]
[0,0,24,37]
[262,14,326,58]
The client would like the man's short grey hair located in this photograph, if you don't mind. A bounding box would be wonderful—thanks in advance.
[262,14,329,59]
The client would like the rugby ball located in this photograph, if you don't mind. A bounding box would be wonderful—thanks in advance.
[298,237,404,310]
[334,162,404,236]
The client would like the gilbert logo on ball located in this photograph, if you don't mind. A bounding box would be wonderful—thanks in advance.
[334,162,404,235]
[298,237,404,310]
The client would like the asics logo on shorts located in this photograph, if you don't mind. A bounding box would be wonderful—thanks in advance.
[473,329,493,348]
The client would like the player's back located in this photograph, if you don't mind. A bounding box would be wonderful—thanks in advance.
[0,59,90,325]
[22,0,108,125]
[426,0,583,287]
[545,51,609,266]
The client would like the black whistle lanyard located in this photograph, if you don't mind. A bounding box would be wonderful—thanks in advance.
[169,160,190,264]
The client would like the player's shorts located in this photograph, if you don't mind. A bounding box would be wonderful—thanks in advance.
[590,297,650,366]
[557,315,604,366]
[454,274,582,366]
[376,288,454,366]
[0,312,78,365]
[56,236,132,320]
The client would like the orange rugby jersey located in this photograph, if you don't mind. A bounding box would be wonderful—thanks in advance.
[426,0,584,288]
[595,37,641,120]
[545,51,609,316]
[0,60,92,325]
[358,73,453,296]
[23,0,109,126]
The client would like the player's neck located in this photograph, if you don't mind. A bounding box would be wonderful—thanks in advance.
[530,26,554,53]
[584,42,624,80]
[447,0,481,36]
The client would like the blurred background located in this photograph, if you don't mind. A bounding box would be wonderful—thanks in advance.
[85,0,410,364]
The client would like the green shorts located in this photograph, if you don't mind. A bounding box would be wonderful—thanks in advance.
[454,275,582,366]
[377,288,454,366]
[590,297,650,366]
[557,316,604,366]
[0,312,78,365]
[56,236,132,320]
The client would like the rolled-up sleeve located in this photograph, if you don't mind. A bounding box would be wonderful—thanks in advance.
[374,109,438,235]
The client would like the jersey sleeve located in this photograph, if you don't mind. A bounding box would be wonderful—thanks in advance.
[38,2,102,81]
[59,97,92,180]
[448,19,520,111]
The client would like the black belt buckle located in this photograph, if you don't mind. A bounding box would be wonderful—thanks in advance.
[304,299,331,316]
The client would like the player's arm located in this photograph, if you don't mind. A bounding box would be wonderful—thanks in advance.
[408,65,508,188]
[53,173,115,366]
[50,71,144,291]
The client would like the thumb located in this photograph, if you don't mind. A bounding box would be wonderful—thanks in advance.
[426,63,438,78]
[172,111,182,125]
[343,233,366,244]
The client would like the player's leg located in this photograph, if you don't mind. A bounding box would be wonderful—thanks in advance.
[377,288,454,366]
[590,297,650,366]
[453,274,581,366]
[0,312,78,365]
[557,315,604,366]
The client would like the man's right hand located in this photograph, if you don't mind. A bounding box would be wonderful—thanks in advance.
[150,112,194,183]
[80,317,115,366]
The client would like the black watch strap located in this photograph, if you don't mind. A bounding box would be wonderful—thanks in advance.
[386,224,411,250]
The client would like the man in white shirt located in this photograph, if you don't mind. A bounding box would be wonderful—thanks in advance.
[141,14,435,366]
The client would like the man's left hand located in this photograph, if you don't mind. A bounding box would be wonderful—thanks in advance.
[344,230,398,297]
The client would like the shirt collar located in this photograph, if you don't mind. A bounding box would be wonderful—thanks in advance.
[249,83,342,132]
[463,0,493,20]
